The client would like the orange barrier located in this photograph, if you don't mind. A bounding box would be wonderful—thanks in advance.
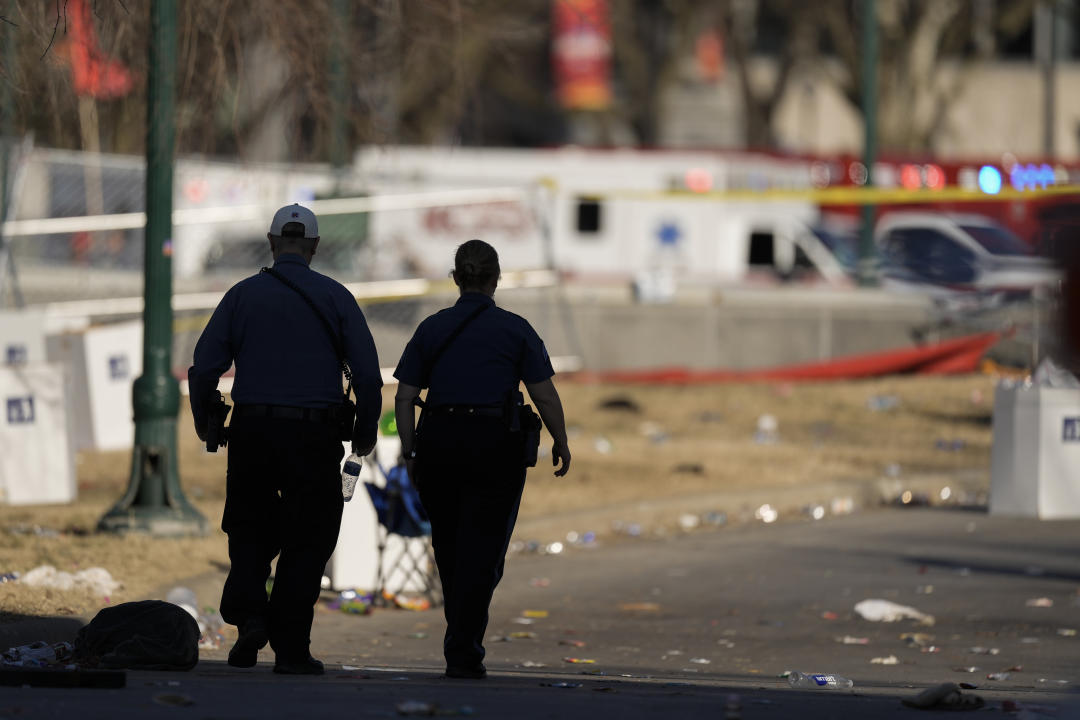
[575,331,1003,385]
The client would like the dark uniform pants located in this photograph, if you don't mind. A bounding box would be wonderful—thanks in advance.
[416,413,526,669]
[219,415,344,662]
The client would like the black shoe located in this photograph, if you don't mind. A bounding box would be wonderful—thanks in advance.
[445,663,487,679]
[273,655,325,675]
[227,619,268,668]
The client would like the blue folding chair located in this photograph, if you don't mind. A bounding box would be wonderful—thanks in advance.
[364,462,442,608]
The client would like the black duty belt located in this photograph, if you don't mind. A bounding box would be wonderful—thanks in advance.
[234,404,341,423]
[426,404,503,418]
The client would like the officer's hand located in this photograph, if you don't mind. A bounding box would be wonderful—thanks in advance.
[552,441,571,477]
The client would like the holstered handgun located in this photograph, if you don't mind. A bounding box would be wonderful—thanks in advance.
[205,392,231,452]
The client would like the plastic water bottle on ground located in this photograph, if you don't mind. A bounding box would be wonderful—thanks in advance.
[787,671,854,689]
[342,454,363,502]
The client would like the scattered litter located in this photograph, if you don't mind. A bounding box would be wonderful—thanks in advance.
[327,588,373,615]
[1020,637,1040,644]
[890,488,930,506]
[393,595,431,612]
[1,641,74,668]
[821,611,839,620]
[704,511,728,527]
[900,683,984,710]
[916,585,934,594]
[342,665,361,671]
[598,396,640,413]
[830,497,855,515]
[986,672,1010,681]
[1025,597,1053,608]
[1057,628,1077,637]
[407,632,428,640]
[618,602,661,612]
[511,618,536,625]
[0,572,19,583]
[563,657,595,664]
[689,658,710,664]
[805,504,827,521]
[520,660,546,668]
[508,632,536,640]
[529,577,551,587]
[900,633,935,648]
[866,395,900,412]
[541,681,581,688]
[754,414,779,444]
[967,647,999,655]
[836,636,869,645]
[854,599,934,625]
[153,693,195,707]
[559,639,586,648]
[522,610,548,619]
[934,438,967,452]
[870,655,899,665]
[786,671,854,690]
[754,504,778,524]
[593,436,613,454]
[639,421,670,444]
[920,646,942,654]
[953,667,980,673]
[20,565,121,596]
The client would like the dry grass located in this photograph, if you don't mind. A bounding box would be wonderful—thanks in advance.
[0,374,999,622]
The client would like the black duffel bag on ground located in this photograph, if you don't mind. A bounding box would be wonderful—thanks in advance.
[73,600,199,671]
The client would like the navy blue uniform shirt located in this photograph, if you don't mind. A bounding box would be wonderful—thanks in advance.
[394,292,554,406]
[188,253,382,444]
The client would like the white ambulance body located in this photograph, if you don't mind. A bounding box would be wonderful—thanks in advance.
[352,146,836,284]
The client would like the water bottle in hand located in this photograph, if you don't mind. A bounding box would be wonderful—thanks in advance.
[787,671,854,690]
[342,453,363,502]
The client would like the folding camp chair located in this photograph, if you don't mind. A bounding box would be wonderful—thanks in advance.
[364,462,442,608]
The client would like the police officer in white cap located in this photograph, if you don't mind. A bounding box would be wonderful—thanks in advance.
[188,204,382,675]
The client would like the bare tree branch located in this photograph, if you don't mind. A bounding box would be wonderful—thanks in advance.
[40,0,69,60]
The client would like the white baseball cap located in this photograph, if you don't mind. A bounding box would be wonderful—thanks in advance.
[269,203,319,238]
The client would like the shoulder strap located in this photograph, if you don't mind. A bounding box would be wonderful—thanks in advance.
[261,266,353,390]
[421,303,490,387]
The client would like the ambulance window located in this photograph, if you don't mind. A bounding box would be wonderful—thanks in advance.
[748,231,774,266]
[576,199,602,234]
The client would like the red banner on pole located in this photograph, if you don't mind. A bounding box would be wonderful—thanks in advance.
[552,0,612,110]
[66,0,134,99]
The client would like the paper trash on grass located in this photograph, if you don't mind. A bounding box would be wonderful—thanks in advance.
[854,599,934,625]
[870,655,899,665]
[20,565,121,596]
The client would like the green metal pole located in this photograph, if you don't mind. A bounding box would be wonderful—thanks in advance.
[99,0,206,536]
[1,1,13,228]
[858,0,878,287]
[0,1,14,307]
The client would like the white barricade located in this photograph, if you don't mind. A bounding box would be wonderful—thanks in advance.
[0,364,76,505]
[46,321,142,452]
[990,382,1080,519]
[0,309,47,367]
[328,434,433,593]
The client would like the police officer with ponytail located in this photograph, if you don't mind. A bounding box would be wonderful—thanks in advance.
[394,239,571,680]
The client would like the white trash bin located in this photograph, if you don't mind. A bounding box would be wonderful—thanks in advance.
[0,364,76,505]
[989,381,1080,519]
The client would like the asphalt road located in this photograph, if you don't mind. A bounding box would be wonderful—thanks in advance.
[4,507,1080,719]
